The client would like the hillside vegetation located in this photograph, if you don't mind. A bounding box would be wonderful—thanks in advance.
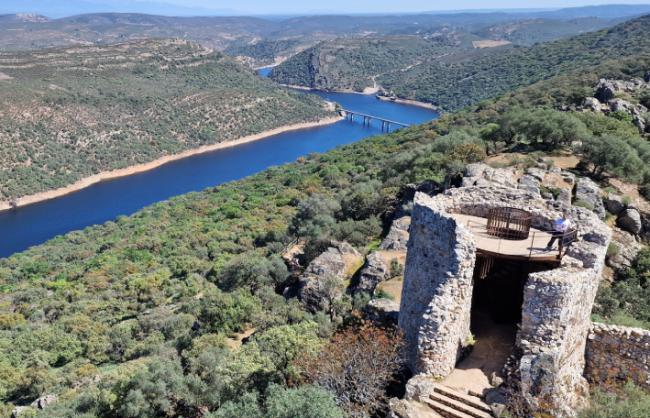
[270,36,465,92]
[272,15,650,111]
[0,32,649,414]
[0,39,332,202]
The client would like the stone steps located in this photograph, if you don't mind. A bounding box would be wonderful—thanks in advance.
[421,384,494,418]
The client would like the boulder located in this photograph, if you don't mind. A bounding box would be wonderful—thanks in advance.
[380,216,411,251]
[525,167,546,182]
[31,394,57,410]
[298,241,361,312]
[606,228,642,271]
[595,79,617,102]
[518,175,541,197]
[634,115,647,133]
[365,298,400,324]
[575,177,606,219]
[12,407,31,418]
[583,97,603,112]
[483,166,518,188]
[617,208,642,235]
[557,189,573,207]
[604,193,626,215]
[356,252,389,293]
[641,211,650,241]
[462,163,489,187]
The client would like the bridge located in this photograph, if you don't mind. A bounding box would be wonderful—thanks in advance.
[340,109,410,132]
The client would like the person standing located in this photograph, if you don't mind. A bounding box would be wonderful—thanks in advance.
[546,211,574,250]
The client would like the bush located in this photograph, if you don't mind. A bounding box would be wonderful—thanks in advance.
[581,135,645,181]
[594,248,650,328]
[579,382,650,418]
[296,323,405,417]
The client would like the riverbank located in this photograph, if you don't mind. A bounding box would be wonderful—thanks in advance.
[278,82,439,111]
[376,95,440,111]
[0,117,343,213]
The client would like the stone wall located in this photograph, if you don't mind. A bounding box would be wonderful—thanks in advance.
[399,193,476,376]
[517,267,605,416]
[585,322,650,390]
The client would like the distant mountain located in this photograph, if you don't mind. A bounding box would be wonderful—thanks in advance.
[272,14,650,110]
[539,4,650,19]
[0,0,236,18]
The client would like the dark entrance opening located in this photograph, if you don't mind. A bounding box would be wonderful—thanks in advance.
[455,256,555,387]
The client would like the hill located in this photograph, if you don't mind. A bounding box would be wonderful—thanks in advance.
[269,35,469,92]
[379,14,650,110]
[475,17,616,46]
[0,39,332,203]
[272,14,650,110]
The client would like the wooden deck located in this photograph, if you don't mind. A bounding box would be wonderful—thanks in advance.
[451,214,560,262]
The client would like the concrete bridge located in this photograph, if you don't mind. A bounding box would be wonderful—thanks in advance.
[340,109,410,132]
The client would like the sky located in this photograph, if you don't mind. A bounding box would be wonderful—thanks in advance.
[159,0,650,14]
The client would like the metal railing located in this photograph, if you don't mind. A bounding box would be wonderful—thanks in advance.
[486,207,532,240]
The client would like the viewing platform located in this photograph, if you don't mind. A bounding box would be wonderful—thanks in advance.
[450,208,575,263]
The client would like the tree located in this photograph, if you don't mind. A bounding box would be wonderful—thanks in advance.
[296,323,405,418]
[248,322,322,385]
[217,255,289,293]
[496,108,590,150]
[581,135,645,181]
[290,195,341,239]
[114,357,191,418]
[265,384,344,418]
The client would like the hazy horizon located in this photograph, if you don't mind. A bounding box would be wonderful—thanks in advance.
[2,0,650,18]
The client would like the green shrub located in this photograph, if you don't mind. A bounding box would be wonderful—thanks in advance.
[580,382,650,418]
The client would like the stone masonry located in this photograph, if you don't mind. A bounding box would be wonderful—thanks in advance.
[399,181,611,417]
[399,193,476,376]
[585,322,650,390]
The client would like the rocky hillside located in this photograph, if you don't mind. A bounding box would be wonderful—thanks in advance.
[272,15,650,111]
[0,39,332,202]
[270,35,467,92]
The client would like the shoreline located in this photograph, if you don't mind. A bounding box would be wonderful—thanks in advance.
[375,95,440,111]
[279,82,440,111]
[0,117,343,213]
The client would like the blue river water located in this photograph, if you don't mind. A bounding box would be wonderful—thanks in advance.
[0,71,437,258]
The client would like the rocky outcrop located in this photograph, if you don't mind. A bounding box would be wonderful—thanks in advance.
[575,177,606,219]
[380,216,411,251]
[585,323,650,391]
[583,97,604,112]
[604,193,626,215]
[463,164,518,189]
[594,79,617,102]
[365,298,400,324]
[356,252,389,293]
[607,228,643,271]
[518,174,541,197]
[297,241,362,313]
[617,207,643,235]
[585,78,649,133]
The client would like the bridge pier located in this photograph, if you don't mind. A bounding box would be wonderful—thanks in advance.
[341,108,409,131]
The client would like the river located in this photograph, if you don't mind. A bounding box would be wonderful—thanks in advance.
[0,71,437,258]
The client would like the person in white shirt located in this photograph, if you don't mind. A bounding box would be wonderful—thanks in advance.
[546,211,574,250]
